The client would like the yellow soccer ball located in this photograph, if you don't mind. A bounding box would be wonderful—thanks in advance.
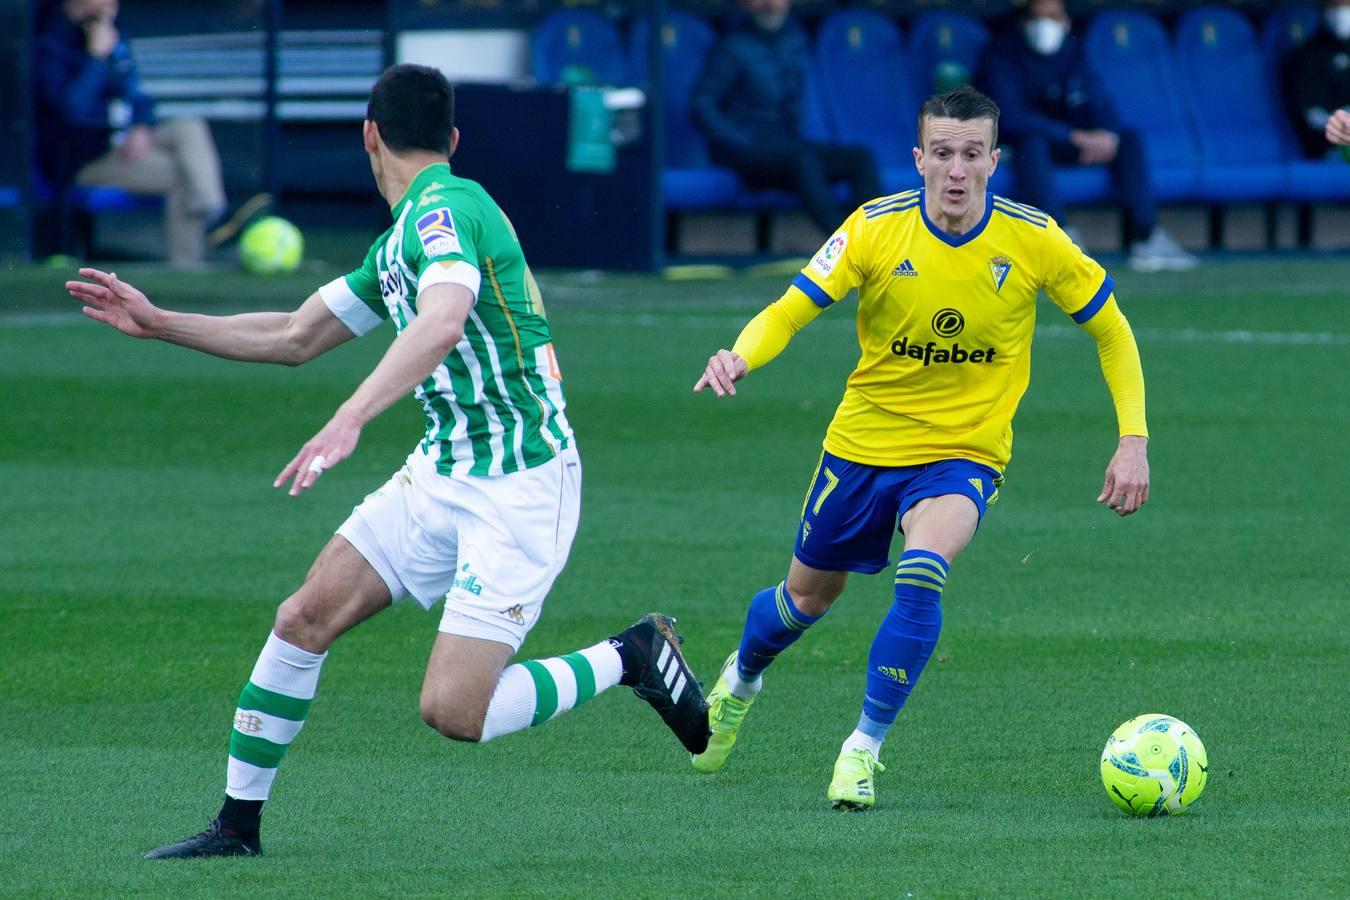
[240,216,304,275]
[1100,714,1208,816]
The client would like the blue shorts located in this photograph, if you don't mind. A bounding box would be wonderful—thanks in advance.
[792,451,1003,575]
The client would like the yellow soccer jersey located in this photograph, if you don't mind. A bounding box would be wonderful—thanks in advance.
[790,189,1115,471]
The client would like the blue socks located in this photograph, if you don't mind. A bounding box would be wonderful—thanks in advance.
[736,582,822,681]
[855,550,949,747]
[734,551,949,760]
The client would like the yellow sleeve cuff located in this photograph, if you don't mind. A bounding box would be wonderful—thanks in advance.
[1079,296,1149,439]
[731,286,826,371]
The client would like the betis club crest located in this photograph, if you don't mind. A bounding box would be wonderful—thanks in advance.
[989,255,1012,292]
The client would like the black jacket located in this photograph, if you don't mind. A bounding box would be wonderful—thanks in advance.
[34,9,156,184]
[1283,27,1350,158]
[690,15,808,152]
[978,30,1121,145]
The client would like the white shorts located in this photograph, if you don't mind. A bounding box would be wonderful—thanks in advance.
[337,444,581,651]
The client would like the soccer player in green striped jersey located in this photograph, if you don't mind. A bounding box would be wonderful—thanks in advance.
[68,64,709,860]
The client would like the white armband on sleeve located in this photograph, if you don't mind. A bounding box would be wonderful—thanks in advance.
[318,277,383,337]
[418,260,481,301]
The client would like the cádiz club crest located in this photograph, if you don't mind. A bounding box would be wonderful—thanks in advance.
[989,255,1012,292]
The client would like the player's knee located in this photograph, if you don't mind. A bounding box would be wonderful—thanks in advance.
[786,579,844,617]
[420,699,485,743]
[791,591,836,617]
[273,594,329,651]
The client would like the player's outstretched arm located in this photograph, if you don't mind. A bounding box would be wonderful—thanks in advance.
[274,282,473,496]
[67,267,354,365]
[693,287,825,397]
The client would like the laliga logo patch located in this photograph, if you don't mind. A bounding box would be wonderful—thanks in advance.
[810,232,848,277]
[416,208,461,258]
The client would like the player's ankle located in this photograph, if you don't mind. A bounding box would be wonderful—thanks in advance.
[217,796,264,836]
[607,634,643,687]
[726,661,762,700]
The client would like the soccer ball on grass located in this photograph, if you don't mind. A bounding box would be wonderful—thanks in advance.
[240,216,304,274]
[1100,714,1207,816]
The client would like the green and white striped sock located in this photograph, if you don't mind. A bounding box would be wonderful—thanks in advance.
[226,631,327,801]
[479,641,623,741]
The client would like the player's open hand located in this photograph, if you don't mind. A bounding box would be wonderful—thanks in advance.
[693,349,749,397]
[67,268,162,339]
[1098,435,1149,517]
[275,409,362,497]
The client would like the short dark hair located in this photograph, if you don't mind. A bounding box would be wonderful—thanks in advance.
[366,64,455,155]
[918,85,1000,149]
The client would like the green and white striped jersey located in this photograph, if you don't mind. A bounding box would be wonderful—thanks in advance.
[319,163,573,477]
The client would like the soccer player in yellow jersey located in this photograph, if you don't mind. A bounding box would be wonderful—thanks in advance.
[690,86,1150,809]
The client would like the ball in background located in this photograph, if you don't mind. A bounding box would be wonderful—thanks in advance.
[1100,714,1208,817]
[240,216,304,275]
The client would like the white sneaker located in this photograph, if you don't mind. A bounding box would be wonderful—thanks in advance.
[1129,227,1198,272]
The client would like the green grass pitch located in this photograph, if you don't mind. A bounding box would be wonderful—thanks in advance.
[2,257,1347,897]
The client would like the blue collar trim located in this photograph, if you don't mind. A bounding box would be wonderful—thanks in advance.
[919,190,992,247]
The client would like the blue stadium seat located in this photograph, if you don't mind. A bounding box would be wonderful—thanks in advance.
[628,11,718,168]
[1261,3,1318,159]
[531,10,626,87]
[72,186,162,213]
[628,12,741,209]
[1260,4,1320,71]
[800,57,835,145]
[1083,10,1202,201]
[815,9,917,186]
[908,11,990,98]
[0,187,19,208]
[984,163,1112,207]
[30,172,161,214]
[1174,6,1288,199]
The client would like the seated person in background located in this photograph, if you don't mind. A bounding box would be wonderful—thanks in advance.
[690,0,880,237]
[1283,0,1350,158]
[36,0,227,265]
[978,0,1195,272]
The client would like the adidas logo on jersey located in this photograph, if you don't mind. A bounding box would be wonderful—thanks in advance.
[891,259,919,277]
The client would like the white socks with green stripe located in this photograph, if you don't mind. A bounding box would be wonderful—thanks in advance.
[479,641,623,741]
[225,635,621,796]
[226,631,327,801]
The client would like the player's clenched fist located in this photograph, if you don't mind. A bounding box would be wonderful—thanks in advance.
[693,349,749,397]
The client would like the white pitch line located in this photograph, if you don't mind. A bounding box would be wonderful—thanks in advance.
[554,311,1350,347]
[0,311,88,327]
[1037,324,1350,346]
[3,308,1346,348]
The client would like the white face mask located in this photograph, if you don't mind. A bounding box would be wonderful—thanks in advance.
[1024,17,1069,55]
[1327,7,1350,41]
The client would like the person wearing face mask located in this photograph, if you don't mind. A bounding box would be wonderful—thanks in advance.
[35,0,231,265]
[978,0,1196,272]
[1283,0,1350,158]
[690,0,881,237]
